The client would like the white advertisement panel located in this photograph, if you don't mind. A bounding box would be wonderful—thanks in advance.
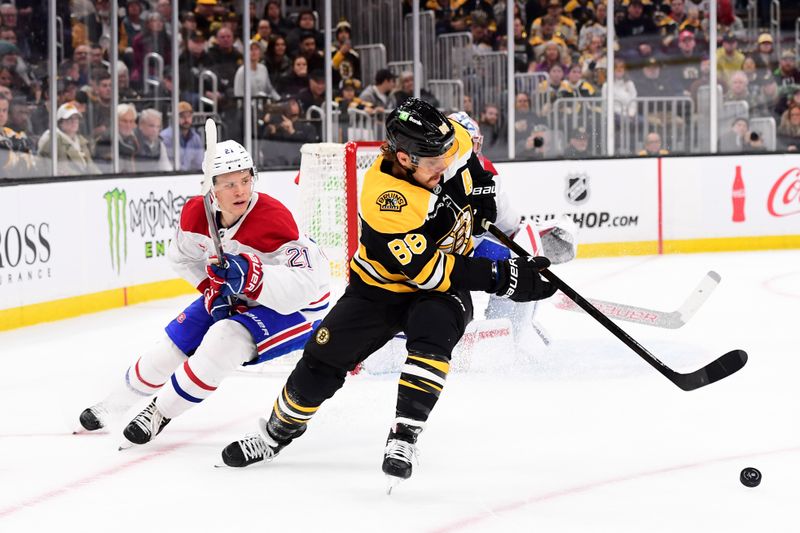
[0,175,201,311]
[2,153,798,320]
[0,186,27,310]
[496,157,660,245]
[662,154,800,239]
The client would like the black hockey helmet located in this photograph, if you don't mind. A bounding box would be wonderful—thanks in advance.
[386,98,455,160]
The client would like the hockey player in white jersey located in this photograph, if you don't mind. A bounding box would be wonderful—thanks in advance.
[78,138,330,447]
[447,112,577,347]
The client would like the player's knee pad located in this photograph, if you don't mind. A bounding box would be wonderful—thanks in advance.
[127,334,189,395]
[405,292,472,357]
[190,319,257,379]
[288,354,347,405]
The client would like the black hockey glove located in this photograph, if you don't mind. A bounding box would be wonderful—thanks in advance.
[493,256,557,302]
[471,178,497,236]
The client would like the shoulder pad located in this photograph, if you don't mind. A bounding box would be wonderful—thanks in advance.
[360,158,433,234]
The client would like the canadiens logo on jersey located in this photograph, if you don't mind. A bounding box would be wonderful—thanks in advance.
[376,191,408,212]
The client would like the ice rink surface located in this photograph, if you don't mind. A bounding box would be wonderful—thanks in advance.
[1,249,798,532]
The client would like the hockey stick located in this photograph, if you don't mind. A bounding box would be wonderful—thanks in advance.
[201,119,228,270]
[482,221,747,391]
[553,271,720,329]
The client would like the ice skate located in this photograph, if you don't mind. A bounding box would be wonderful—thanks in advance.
[76,397,134,434]
[219,417,305,468]
[76,404,111,433]
[382,422,422,494]
[121,399,170,447]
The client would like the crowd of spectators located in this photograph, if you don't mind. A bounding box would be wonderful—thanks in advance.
[413,0,800,157]
[1,0,798,177]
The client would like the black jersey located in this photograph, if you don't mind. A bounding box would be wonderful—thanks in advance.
[349,121,496,295]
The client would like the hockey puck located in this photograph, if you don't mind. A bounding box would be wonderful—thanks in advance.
[740,467,761,487]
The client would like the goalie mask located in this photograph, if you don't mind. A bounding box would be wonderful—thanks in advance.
[448,111,483,155]
[386,98,455,163]
[200,139,258,196]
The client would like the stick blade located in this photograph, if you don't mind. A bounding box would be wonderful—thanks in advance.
[200,119,218,195]
[675,349,748,392]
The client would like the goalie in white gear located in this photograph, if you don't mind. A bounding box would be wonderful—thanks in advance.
[447,112,578,347]
[78,138,331,447]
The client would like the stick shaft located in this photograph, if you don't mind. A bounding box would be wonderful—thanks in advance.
[484,222,678,382]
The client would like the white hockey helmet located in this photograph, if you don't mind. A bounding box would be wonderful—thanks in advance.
[448,111,483,155]
[200,139,258,195]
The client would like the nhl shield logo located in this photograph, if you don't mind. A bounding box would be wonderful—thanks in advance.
[565,172,590,205]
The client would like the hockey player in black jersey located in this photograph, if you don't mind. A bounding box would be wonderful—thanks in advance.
[220,98,557,488]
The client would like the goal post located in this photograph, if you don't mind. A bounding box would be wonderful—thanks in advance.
[298,141,383,285]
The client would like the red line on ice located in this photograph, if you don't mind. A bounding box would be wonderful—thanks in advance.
[429,445,800,533]
[0,413,256,520]
[761,270,800,300]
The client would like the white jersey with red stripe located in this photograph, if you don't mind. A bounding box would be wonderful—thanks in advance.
[476,155,522,238]
[168,192,331,319]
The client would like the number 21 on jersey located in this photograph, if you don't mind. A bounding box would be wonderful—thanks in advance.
[286,247,312,268]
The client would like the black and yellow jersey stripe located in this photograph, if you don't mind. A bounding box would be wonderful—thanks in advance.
[349,120,495,295]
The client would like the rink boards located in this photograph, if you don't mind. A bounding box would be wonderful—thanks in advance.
[1,152,798,330]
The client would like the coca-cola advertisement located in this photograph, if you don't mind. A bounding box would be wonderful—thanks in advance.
[732,165,745,223]
[664,155,800,243]
[767,167,800,218]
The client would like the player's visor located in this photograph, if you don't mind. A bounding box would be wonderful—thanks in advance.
[416,138,459,171]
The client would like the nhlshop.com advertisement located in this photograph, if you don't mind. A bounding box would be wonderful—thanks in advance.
[496,153,800,256]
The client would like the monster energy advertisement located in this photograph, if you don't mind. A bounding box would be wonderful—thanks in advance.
[102,187,190,276]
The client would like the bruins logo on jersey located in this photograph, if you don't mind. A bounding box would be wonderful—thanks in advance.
[376,191,408,212]
[437,206,473,255]
[315,327,331,345]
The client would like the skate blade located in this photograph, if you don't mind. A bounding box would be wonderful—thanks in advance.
[385,475,404,495]
[72,428,109,436]
[118,440,135,451]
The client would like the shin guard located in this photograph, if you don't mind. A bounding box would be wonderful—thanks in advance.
[395,351,450,422]
[265,355,345,442]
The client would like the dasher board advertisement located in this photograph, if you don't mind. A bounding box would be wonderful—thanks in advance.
[0,176,201,312]
[663,155,800,239]
[496,157,659,249]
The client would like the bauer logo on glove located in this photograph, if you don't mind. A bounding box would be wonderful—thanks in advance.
[494,256,556,303]
[206,252,264,300]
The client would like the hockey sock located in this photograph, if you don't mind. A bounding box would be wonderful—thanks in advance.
[156,320,255,419]
[395,351,450,422]
[266,381,320,443]
[125,335,188,396]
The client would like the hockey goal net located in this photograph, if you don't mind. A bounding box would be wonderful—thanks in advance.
[298,141,383,290]
[241,141,516,376]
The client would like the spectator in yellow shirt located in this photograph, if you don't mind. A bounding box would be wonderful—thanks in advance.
[638,132,669,155]
[716,32,744,85]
